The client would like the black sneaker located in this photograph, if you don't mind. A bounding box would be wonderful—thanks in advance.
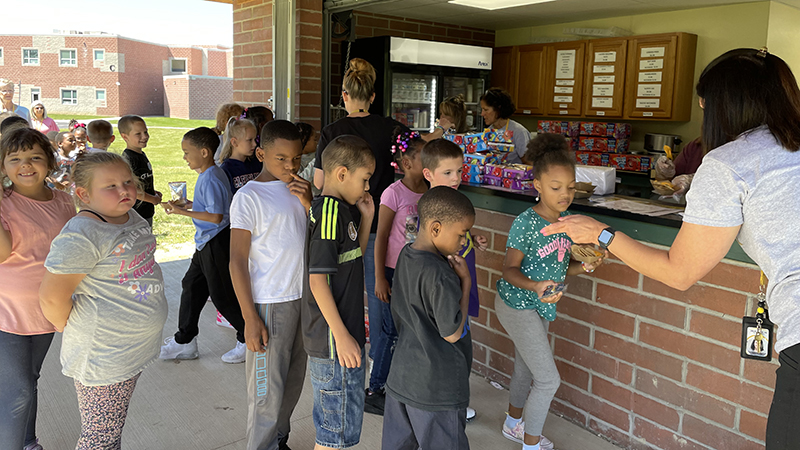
[364,388,386,416]
[278,434,291,450]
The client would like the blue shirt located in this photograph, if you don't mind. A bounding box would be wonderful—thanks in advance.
[192,165,232,250]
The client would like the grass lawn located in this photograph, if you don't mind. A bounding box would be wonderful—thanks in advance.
[49,114,216,129]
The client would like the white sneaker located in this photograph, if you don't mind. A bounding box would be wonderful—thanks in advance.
[159,337,199,360]
[501,419,554,449]
[466,406,476,422]
[221,341,246,364]
[23,439,44,450]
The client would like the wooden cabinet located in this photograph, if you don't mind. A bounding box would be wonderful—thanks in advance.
[514,44,546,115]
[491,46,518,102]
[583,38,628,118]
[623,32,697,120]
[544,41,585,117]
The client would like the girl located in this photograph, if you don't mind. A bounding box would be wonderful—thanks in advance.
[39,152,168,450]
[219,117,260,194]
[51,131,77,191]
[367,130,427,413]
[69,120,89,152]
[439,94,469,134]
[496,133,604,450]
[243,106,274,147]
[0,128,75,450]
[29,101,59,134]
[212,102,245,164]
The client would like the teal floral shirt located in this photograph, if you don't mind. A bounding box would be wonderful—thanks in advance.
[496,208,572,320]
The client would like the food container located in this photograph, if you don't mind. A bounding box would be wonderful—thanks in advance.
[484,163,505,177]
[503,178,535,190]
[168,181,187,206]
[463,164,484,176]
[462,172,483,184]
[483,175,503,187]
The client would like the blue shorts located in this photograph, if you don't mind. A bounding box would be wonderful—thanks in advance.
[309,348,366,449]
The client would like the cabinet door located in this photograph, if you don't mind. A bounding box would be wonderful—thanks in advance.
[583,38,628,118]
[545,41,585,116]
[515,44,545,115]
[624,34,679,119]
[491,46,518,101]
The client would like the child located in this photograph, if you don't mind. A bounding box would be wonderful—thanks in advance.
[86,120,115,153]
[303,135,375,450]
[39,152,168,450]
[213,102,245,164]
[159,127,247,363]
[219,117,261,194]
[69,120,90,152]
[365,129,427,415]
[50,131,77,191]
[0,128,75,450]
[439,94,469,134]
[496,134,604,450]
[119,115,161,227]
[420,138,488,421]
[243,106,274,147]
[382,186,474,450]
[229,120,312,450]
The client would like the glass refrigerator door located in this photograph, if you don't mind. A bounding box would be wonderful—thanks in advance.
[390,73,437,132]
[442,76,485,132]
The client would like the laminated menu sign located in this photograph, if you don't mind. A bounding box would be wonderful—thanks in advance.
[638,71,663,82]
[556,50,576,79]
[554,86,573,94]
[555,80,575,86]
[640,59,664,70]
[636,98,660,108]
[641,47,666,58]
[592,97,613,108]
[594,75,615,83]
[554,96,573,103]
[637,84,662,97]
[592,85,614,96]
[593,65,615,73]
[594,51,616,63]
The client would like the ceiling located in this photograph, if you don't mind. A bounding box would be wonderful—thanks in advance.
[353,0,800,30]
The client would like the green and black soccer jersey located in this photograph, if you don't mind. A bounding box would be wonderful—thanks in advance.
[301,195,366,359]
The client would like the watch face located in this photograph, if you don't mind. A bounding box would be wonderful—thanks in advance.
[599,229,614,245]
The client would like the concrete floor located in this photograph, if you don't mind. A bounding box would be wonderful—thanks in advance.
[35,258,622,450]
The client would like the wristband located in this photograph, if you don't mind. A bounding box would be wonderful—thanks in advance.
[582,262,595,273]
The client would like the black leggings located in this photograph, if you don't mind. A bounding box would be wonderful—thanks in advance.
[766,343,800,449]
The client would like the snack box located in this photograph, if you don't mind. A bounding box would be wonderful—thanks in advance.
[486,142,515,153]
[484,163,505,178]
[609,154,627,170]
[483,175,504,187]
[484,129,514,143]
[462,172,484,184]
[538,120,581,138]
[578,137,629,153]
[463,152,501,165]
[575,151,651,173]
[503,178,536,190]
[502,164,535,180]
[579,122,632,139]
[463,163,484,176]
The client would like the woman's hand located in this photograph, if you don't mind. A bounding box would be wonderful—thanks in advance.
[541,215,607,245]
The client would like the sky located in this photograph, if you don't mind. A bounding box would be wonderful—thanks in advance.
[2,0,234,47]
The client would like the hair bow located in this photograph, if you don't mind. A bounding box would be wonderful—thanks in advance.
[73,122,86,129]
[391,131,420,155]
[239,107,249,120]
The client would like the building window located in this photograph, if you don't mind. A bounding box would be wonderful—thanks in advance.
[170,58,187,73]
[94,49,104,61]
[0,47,4,65]
[96,89,106,107]
[31,88,40,103]
[23,48,39,66]
[61,89,77,105]
[59,49,77,66]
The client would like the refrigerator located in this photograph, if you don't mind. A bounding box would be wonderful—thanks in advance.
[347,36,493,133]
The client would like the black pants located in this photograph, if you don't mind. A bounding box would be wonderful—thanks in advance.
[174,227,245,344]
[766,343,800,449]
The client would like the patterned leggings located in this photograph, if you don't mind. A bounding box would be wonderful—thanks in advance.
[74,372,141,450]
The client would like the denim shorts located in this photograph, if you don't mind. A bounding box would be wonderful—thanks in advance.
[309,348,366,449]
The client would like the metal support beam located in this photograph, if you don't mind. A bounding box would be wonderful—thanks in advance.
[273,0,296,120]
[323,0,398,14]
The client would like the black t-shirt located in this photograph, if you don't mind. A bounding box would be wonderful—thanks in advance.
[220,157,262,194]
[302,195,366,359]
[314,115,410,232]
[386,244,473,411]
[123,149,155,219]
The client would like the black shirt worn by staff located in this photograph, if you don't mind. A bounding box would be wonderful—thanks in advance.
[123,149,155,220]
[314,115,410,233]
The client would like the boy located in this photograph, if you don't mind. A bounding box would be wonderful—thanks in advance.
[229,121,312,450]
[382,186,475,450]
[86,119,115,152]
[303,135,375,450]
[420,138,487,421]
[160,127,247,364]
[119,115,161,226]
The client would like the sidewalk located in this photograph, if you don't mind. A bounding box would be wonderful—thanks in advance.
[35,257,622,450]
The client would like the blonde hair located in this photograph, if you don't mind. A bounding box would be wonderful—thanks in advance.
[343,58,376,102]
[219,117,257,162]
[440,95,468,133]
[71,152,141,208]
[0,78,13,89]
[214,103,245,135]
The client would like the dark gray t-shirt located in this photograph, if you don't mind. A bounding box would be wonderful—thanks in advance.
[386,245,472,411]
[683,127,800,352]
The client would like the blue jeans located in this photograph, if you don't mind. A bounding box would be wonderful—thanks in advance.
[369,267,397,392]
[309,348,366,448]
[365,233,379,360]
[0,330,54,448]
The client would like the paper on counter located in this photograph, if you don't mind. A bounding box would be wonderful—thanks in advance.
[593,199,682,217]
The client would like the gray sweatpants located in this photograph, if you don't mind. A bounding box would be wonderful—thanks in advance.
[245,300,307,450]
[494,294,561,437]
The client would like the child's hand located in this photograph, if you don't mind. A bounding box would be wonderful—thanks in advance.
[335,333,362,368]
[356,192,374,218]
[287,174,312,209]
[534,280,557,298]
[540,292,563,304]
[474,234,488,251]
[448,254,471,282]
[375,277,391,303]
[244,318,269,353]
[153,191,163,204]
[582,251,608,273]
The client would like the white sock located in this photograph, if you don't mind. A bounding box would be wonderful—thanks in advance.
[522,443,540,450]
[504,414,522,429]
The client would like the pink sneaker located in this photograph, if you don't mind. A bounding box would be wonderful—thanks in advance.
[501,418,555,449]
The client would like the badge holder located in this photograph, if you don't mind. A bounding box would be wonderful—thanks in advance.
[740,272,774,361]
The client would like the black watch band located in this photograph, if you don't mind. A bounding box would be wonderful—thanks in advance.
[598,227,616,249]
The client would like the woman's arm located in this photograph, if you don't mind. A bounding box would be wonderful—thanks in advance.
[39,271,86,331]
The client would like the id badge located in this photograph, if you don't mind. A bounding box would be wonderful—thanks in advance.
[740,316,773,361]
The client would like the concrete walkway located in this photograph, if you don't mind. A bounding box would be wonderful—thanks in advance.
[35,257,622,450]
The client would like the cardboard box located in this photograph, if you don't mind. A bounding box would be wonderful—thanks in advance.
[486,142,515,153]
[483,175,504,187]
[463,152,502,165]
[578,122,632,139]
[502,164,535,180]
[503,178,536,190]
[578,137,629,153]
[463,164,484,176]
[484,163,505,177]
[462,172,483,184]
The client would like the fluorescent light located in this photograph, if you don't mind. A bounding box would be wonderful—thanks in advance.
[448,0,556,11]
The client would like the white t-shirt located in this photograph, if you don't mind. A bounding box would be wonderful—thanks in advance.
[229,180,306,303]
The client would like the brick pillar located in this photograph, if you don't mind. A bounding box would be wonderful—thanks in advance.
[295,0,323,130]
[233,0,273,106]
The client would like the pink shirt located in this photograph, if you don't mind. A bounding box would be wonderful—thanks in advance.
[380,180,424,269]
[0,189,75,335]
[32,117,60,134]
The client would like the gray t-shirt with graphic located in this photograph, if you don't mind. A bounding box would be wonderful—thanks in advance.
[45,211,168,386]
[683,127,800,352]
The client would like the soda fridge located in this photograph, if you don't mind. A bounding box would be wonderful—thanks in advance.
[347,36,493,133]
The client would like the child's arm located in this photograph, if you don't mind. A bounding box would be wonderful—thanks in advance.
[374,204,395,303]
[309,274,362,368]
[137,191,163,205]
[443,254,471,343]
[0,198,12,263]
[162,201,223,223]
[39,271,86,332]
[566,254,605,276]
[502,247,558,298]
[355,192,375,256]
[230,228,269,352]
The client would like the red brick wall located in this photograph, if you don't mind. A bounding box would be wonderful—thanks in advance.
[189,76,234,120]
[295,0,323,130]
[471,208,773,449]
[118,39,167,116]
[207,49,230,77]
[232,0,273,106]
[163,77,189,119]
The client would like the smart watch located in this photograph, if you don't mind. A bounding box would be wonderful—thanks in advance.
[598,227,616,249]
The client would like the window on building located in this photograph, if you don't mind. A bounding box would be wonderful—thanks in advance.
[0,48,4,65]
[96,89,106,107]
[23,49,39,65]
[31,88,40,103]
[94,49,104,61]
[170,58,187,73]
[59,49,77,66]
[61,89,77,105]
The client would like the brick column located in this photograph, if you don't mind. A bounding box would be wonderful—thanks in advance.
[233,0,273,105]
[295,0,323,130]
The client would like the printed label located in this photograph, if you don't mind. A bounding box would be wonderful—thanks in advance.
[592,84,614,97]
[639,59,664,70]
[555,50,576,79]
[595,51,617,62]
[592,97,613,108]
[636,99,660,109]
[554,86,573,94]
[638,71,663,82]
[554,96,573,103]
[593,65,615,73]
[641,47,666,58]
[593,75,615,83]
[637,84,662,97]
[555,79,575,86]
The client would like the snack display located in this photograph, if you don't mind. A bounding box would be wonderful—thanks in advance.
[502,164,535,180]
[463,163,484,176]
[503,178,535,190]
[579,122,632,139]
[579,137,630,153]
[570,244,604,264]
[484,163,505,177]
[483,175,504,187]
[574,152,652,173]
[463,152,502,166]
[168,181,188,206]
[462,172,484,184]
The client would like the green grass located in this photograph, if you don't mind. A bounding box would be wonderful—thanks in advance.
[48,114,215,129]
